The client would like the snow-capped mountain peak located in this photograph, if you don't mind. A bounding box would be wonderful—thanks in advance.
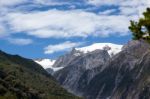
[34,59,64,72]
[76,43,123,56]
[34,43,122,73]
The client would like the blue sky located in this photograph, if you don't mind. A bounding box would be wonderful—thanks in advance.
[0,0,149,59]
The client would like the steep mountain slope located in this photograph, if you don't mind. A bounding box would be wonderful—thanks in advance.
[0,50,81,99]
[53,48,84,68]
[84,40,150,99]
[53,43,122,68]
[53,43,122,96]
[54,48,111,96]
[53,40,150,99]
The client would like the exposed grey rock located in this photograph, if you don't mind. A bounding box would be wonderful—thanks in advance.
[53,48,83,68]
[53,40,150,99]
[84,40,150,99]
[54,49,110,96]
[46,68,54,74]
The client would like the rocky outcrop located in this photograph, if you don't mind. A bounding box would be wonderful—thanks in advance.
[54,48,110,96]
[84,40,150,99]
[54,40,150,99]
[53,48,84,68]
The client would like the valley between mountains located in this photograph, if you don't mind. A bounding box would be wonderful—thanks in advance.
[1,40,150,99]
[0,1,150,99]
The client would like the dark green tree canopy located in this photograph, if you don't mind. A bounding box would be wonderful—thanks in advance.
[129,8,150,42]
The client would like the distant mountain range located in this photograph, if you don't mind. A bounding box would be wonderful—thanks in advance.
[34,43,123,74]
[1,41,150,99]
[36,40,150,99]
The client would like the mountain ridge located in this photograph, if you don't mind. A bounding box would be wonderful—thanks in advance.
[76,43,123,56]
[0,50,81,99]
[53,40,150,99]
[53,47,111,96]
[35,43,122,73]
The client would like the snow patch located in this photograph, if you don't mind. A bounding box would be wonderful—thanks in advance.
[34,59,64,72]
[74,52,81,56]
[76,43,123,56]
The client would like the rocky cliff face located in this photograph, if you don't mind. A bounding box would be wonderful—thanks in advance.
[54,48,111,96]
[54,40,150,99]
[53,48,84,68]
[84,40,150,99]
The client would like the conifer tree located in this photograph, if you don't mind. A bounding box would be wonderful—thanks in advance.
[129,8,150,43]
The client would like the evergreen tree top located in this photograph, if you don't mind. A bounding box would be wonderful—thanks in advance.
[129,8,150,43]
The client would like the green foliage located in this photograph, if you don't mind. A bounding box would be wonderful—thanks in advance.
[0,92,17,99]
[0,50,81,99]
[129,8,150,43]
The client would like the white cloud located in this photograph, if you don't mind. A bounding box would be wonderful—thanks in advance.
[0,18,8,37]
[0,0,26,8]
[0,25,7,37]
[119,6,138,15]
[5,9,133,38]
[44,41,82,54]
[0,0,149,40]
[87,0,150,16]
[87,0,149,6]
[99,9,117,15]
[7,38,33,45]
[33,0,71,6]
[87,0,120,6]
[0,0,63,7]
